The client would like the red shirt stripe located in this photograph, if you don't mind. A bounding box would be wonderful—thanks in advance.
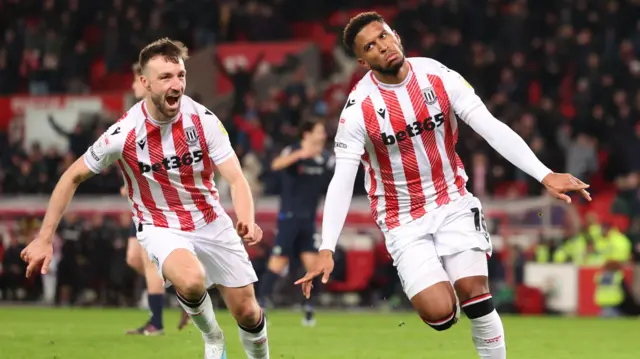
[190,114,219,202]
[121,129,168,227]
[117,160,144,225]
[361,152,379,228]
[427,74,466,196]
[406,74,450,205]
[144,116,195,231]
[171,117,216,224]
[362,97,400,230]
[378,88,426,220]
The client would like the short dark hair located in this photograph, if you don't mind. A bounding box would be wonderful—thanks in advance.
[299,119,323,139]
[342,12,385,56]
[138,38,189,71]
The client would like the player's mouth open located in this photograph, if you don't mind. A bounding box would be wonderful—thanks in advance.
[165,94,181,108]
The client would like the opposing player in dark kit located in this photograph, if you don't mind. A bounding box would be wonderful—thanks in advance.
[258,120,333,326]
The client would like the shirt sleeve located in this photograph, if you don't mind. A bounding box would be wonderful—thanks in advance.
[200,107,234,165]
[326,153,336,171]
[333,97,367,163]
[83,123,126,174]
[279,145,300,174]
[318,158,360,252]
[439,62,553,182]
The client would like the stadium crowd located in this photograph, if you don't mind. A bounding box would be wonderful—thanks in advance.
[1,0,640,308]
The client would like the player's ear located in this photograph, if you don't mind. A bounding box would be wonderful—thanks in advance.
[357,58,370,71]
[394,30,401,45]
[140,75,150,91]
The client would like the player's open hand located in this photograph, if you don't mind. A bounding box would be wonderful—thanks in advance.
[541,173,592,204]
[20,236,54,278]
[236,221,263,246]
[294,250,334,299]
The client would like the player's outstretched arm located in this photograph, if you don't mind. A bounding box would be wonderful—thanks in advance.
[317,159,360,254]
[22,121,126,276]
[439,61,591,203]
[295,159,359,297]
[21,158,95,277]
[466,109,591,203]
[271,146,306,171]
[295,91,366,297]
[38,158,96,239]
[218,154,262,245]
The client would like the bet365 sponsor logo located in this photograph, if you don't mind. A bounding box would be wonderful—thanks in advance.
[138,150,203,173]
[381,113,445,145]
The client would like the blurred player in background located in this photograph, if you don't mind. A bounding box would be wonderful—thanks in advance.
[296,12,592,359]
[21,38,269,359]
[121,63,190,335]
[258,120,333,326]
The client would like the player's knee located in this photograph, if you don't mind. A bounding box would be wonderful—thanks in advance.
[411,282,458,332]
[174,270,206,300]
[125,251,136,267]
[231,299,262,327]
[454,276,490,305]
[267,255,289,273]
[421,304,458,331]
[126,250,141,270]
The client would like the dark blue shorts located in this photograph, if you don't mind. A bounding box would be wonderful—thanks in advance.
[272,217,318,258]
[128,223,137,238]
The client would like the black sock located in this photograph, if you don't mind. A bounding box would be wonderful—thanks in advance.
[148,294,164,329]
[258,269,280,306]
[238,309,266,334]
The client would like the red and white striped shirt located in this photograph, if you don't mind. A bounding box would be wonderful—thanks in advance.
[334,58,476,232]
[320,57,551,251]
[83,96,232,232]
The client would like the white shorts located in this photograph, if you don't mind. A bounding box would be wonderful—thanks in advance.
[385,195,492,299]
[136,215,258,289]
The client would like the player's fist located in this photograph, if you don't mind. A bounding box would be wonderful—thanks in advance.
[294,250,335,299]
[236,221,263,246]
[20,236,54,278]
[541,173,592,204]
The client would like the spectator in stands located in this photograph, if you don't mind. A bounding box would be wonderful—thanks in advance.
[80,214,114,305]
[0,235,26,300]
[55,214,83,305]
[596,222,633,264]
[559,132,599,183]
[47,116,90,159]
[108,213,137,306]
[213,50,265,115]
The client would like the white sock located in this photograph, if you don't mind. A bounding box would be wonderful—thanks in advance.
[178,292,223,343]
[469,309,506,358]
[238,310,269,359]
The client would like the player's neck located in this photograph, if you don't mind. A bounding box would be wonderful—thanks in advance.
[372,62,410,86]
[144,98,172,123]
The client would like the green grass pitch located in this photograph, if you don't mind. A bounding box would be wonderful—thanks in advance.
[0,307,637,358]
